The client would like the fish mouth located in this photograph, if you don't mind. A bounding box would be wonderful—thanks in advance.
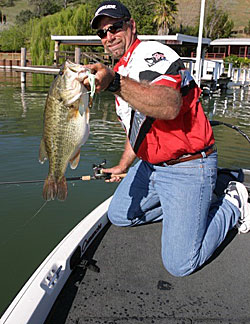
[65,60,90,74]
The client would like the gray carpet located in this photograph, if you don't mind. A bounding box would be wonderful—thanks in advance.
[45,220,250,324]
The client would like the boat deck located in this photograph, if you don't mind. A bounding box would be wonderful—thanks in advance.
[45,170,250,324]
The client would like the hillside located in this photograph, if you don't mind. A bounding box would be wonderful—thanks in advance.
[176,0,250,35]
[0,0,249,36]
[0,0,31,26]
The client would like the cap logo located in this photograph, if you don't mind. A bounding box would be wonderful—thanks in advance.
[95,4,117,16]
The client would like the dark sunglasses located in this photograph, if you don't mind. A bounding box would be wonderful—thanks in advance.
[97,18,130,39]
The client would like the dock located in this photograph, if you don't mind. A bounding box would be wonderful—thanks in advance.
[183,57,250,92]
[12,66,60,75]
[1,40,249,92]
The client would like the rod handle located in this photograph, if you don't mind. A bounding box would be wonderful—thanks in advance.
[81,175,92,181]
[110,173,127,178]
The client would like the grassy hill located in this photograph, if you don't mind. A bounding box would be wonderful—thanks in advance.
[0,0,31,25]
[176,0,250,35]
[0,0,249,36]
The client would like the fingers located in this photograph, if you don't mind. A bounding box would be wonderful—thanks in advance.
[84,63,105,74]
[102,169,117,182]
[102,167,126,183]
[105,175,122,183]
[82,63,114,93]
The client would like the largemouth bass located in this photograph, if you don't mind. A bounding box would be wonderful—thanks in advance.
[39,60,93,201]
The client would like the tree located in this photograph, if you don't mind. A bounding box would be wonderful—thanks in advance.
[28,0,62,17]
[16,9,34,25]
[29,4,93,65]
[85,0,157,34]
[204,0,234,40]
[152,0,178,35]
[244,20,250,35]
[61,0,82,9]
[122,0,156,34]
[0,25,26,51]
[0,0,14,7]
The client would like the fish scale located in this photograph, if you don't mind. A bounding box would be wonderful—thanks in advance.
[39,61,91,201]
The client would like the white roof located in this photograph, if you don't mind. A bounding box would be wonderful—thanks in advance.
[51,33,211,45]
[210,38,250,46]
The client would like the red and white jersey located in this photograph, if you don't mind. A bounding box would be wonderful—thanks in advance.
[114,39,214,164]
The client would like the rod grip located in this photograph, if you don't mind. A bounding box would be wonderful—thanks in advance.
[111,173,127,178]
[81,175,92,181]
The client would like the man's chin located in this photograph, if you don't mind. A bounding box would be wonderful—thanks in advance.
[106,47,124,59]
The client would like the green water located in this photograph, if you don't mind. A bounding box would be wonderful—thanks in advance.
[0,70,249,316]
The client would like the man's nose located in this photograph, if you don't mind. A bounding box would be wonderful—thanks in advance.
[106,31,115,41]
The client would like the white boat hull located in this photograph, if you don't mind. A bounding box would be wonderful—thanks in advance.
[0,197,112,324]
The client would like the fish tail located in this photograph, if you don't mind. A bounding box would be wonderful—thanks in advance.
[56,176,67,201]
[43,175,57,201]
[43,175,67,201]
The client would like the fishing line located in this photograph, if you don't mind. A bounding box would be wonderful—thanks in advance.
[210,120,250,144]
[1,122,248,186]
[0,179,44,185]
[0,176,85,186]
[0,200,48,248]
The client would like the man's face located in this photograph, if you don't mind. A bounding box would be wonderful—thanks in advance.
[97,16,137,59]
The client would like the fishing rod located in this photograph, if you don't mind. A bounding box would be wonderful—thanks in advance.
[0,161,126,186]
[1,122,249,186]
[210,120,250,144]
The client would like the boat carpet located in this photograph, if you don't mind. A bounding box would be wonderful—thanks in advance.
[45,218,250,324]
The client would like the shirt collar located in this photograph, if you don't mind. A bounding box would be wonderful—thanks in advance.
[114,38,141,71]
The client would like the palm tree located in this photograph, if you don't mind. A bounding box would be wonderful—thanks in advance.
[152,0,178,35]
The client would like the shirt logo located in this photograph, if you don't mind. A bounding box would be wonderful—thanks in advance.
[145,52,167,67]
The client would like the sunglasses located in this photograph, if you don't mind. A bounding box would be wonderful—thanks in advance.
[97,18,130,39]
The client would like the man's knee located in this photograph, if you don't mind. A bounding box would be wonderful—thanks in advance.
[162,254,195,277]
[107,198,131,226]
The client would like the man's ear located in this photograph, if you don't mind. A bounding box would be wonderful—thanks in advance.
[130,18,137,35]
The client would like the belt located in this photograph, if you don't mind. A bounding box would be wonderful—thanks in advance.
[156,145,216,167]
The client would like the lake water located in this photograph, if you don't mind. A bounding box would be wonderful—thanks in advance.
[0,70,249,316]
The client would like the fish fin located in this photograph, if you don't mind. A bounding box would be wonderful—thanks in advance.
[39,139,48,164]
[70,149,81,170]
[43,175,57,201]
[79,104,84,116]
[57,176,67,201]
[43,175,67,201]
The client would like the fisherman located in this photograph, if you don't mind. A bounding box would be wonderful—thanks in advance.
[84,0,250,277]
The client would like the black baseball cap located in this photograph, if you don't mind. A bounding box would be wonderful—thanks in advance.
[91,0,131,29]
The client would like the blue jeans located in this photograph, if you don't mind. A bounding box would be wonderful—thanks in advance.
[108,152,240,277]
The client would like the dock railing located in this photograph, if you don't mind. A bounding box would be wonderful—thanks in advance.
[183,58,250,89]
[0,47,115,84]
[54,48,114,67]
[1,48,249,89]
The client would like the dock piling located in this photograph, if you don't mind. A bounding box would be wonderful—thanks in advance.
[75,47,81,64]
[21,48,27,84]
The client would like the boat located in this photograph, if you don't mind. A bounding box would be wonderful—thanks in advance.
[1,168,250,324]
[0,197,112,324]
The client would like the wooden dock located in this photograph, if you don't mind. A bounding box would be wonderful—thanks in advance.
[12,66,60,75]
[1,48,249,92]
[183,58,250,92]
[0,47,115,83]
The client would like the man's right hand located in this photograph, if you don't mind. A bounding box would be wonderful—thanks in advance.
[83,63,115,93]
[102,165,127,183]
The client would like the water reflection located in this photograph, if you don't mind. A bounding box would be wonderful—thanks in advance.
[20,83,27,118]
[201,87,250,168]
